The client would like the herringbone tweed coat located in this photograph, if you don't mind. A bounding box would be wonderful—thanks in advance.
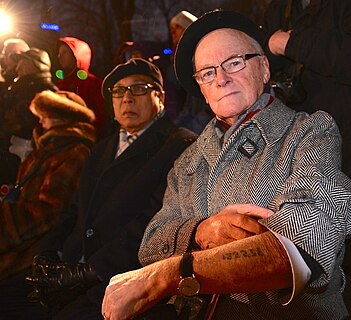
[139,97,351,320]
[0,122,95,280]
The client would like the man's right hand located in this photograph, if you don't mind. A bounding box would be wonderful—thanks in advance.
[102,257,179,320]
[195,204,273,249]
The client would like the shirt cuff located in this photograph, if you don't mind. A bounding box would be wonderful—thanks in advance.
[271,231,312,305]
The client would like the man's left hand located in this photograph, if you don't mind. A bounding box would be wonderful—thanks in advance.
[195,204,273,249]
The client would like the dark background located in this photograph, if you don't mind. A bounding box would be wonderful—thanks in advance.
[0,0,272,79]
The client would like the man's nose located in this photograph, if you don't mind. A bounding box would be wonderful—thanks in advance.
[216,66,231,87]
[122,89,134,102]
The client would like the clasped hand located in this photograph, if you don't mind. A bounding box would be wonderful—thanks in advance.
[102,204,274,319]
[195,204,273,249]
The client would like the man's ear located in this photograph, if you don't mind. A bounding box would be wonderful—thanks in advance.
[156,90,165,104]
[262,56,271,84]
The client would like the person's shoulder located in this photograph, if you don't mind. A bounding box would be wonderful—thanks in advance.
[296,109,338,128]
[286,109,341,143]
[171,125,198,141]
[260,99,338,135]
[149,118,198,153]
[307,110,340,132]
[87,133,115,156]
[153,116,196,137]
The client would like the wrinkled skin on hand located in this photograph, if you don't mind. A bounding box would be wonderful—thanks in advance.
[102,204,274,319]
[195,204,274,249]
[102,261,175,320]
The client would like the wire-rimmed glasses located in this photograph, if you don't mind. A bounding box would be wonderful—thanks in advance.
[193,53,261,84]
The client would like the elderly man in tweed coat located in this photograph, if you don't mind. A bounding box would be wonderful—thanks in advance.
[102,10,351,320]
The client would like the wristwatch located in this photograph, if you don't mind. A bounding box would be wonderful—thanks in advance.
[178,252,200,297]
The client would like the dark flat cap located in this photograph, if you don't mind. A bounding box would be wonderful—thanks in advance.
[102,58,163,98]
[175,10,263,98]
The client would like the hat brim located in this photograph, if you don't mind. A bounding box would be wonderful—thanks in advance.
[174,10,263,98]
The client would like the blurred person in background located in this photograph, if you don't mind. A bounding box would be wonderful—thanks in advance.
[0,38,30,190]
[0,90,96,318]
[0,38,30,87]
[0,90,96,279]
[263,0,351,178]
[57,37,111,140]
[164,10,197,122]
[169,10,198,55]
[167,10,214,133]
[0,48,58,193]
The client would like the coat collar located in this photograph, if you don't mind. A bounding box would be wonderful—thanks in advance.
[186,97,296,172]
[103,116,176,168]
[199,97,296,147]
[252,98,296,146]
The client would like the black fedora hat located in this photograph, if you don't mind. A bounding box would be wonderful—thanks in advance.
[174,9,264,98]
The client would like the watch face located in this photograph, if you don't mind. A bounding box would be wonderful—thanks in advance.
[178,277,200,297]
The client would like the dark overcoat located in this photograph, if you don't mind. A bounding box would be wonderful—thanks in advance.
[39,116,196,302]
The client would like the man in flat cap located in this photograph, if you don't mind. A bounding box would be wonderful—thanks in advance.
[102,10,351,320]
[2,58,196,319]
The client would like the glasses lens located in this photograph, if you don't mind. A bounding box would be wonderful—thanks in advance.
[112,87,127,98]
[130,84,148,96]
[195,68,216,84]
[223,56,245,74]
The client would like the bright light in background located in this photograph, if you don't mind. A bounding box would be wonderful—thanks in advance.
[0,9,12,34]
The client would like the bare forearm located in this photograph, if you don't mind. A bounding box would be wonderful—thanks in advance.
[159,231,292,296]
[192,231,292,294]
[103,231,293,319]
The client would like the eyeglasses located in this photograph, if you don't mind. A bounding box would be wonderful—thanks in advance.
[109,83,157,98]
[193,53,261,85]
